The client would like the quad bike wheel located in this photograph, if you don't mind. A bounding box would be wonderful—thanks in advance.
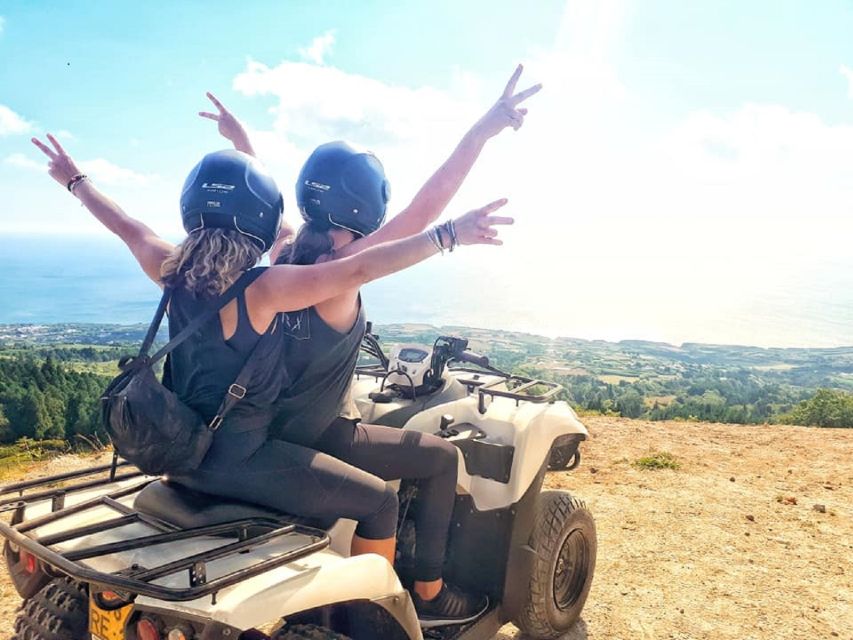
[514,491,596,640]
[13,577,88,640]
[273,624,353,640]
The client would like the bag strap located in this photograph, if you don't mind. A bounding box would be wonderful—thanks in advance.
[207,320,277,431]
[138,288,172,358]
[141,269,265,367]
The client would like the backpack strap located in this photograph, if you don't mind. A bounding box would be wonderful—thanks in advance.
[207,317,278,431]
[138,289,171,358]
[133,269,265,369]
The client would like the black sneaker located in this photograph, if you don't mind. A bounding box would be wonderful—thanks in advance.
[412,583,489,628]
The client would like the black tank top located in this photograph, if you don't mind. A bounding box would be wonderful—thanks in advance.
[271,301,366,446]
[166,267,287,433]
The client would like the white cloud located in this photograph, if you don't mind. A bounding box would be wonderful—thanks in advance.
[4,152,156,187]
[222,7,853,346]
[0,104,33,136]
[298,30,336,65]
[4,153,43,171]
[841,64,853,99]
[79,158,156,187]
[56,130,75,141]
[0,16,5,35]
[232,51,483,210]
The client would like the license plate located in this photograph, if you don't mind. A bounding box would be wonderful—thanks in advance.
[89,595,132,640]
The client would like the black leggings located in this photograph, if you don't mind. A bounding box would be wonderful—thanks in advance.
[314,418,459,581]
[174,419,458,582]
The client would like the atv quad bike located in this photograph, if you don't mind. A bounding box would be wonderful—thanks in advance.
[0,332,596,640]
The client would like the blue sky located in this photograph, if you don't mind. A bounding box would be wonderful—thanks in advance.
[1,0,852,346]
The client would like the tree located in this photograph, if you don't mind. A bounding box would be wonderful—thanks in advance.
[783,389,853,428]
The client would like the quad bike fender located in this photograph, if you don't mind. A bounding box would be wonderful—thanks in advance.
[400,396,588,511]
[134,551,418,634]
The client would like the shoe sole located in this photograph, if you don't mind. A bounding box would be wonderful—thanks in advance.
[418,602,490,629]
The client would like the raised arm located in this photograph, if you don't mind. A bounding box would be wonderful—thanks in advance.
[31,135,173,284]
[201,65,540,257]
[199,93,256,157]
[251,199,512,316]
[334,64,541,258]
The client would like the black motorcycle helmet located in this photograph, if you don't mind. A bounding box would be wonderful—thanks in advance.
[180,149,283,252]
[296,141,391,237]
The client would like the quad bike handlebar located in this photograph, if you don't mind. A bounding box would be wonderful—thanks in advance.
[453,349,490,369]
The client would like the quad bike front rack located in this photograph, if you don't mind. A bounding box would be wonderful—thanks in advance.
[452,371,563,414]
[0,461,330,603]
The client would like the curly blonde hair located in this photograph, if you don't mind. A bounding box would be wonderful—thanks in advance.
[161,229,262,298]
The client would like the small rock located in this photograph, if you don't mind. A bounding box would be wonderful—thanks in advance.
[590,467,598,474]
[745,514,755,522]
[780,496,797,505]
[729,477,735,482]
[813,504,826,513]
[744,532,750,537]
[787,469,792,474]
[680,609,685,614]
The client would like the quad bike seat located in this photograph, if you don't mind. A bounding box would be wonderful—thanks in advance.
[134,480,335,534]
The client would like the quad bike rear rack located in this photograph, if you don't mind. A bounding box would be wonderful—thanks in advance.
[0,459,330,603]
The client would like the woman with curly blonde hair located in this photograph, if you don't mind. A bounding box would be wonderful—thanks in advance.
[32,132,512,624]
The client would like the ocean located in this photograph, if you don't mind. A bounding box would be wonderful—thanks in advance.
[1,234,851,348]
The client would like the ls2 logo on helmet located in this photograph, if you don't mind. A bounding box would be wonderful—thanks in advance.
[304,180,331,192]
[201,182,236,193]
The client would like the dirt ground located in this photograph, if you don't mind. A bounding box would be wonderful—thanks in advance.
[0,418,850,640]
[497,417,853,640]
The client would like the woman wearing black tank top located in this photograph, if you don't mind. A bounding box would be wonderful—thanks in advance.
[204,66,541,625]
[33,122,515,625]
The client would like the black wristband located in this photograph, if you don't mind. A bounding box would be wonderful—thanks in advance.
[66,174,88,193]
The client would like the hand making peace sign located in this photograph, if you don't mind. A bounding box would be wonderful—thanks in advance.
[198,92,255,156]
[473,64,543,140]
[31,134,83,189]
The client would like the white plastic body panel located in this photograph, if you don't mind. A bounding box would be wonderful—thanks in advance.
[354,371,588,511]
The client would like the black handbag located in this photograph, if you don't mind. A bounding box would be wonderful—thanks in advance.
[101,271,266,476]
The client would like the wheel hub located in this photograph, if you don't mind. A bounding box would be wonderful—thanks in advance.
[553,527,589,611]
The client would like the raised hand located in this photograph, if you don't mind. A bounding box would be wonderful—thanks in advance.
[199,92,255,156]
[452,198,513,247]
[473,64,542,140]
[31,134,84,189]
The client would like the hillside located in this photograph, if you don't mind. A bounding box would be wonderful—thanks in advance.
[0,418,849,639]
[3,322,853,437]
